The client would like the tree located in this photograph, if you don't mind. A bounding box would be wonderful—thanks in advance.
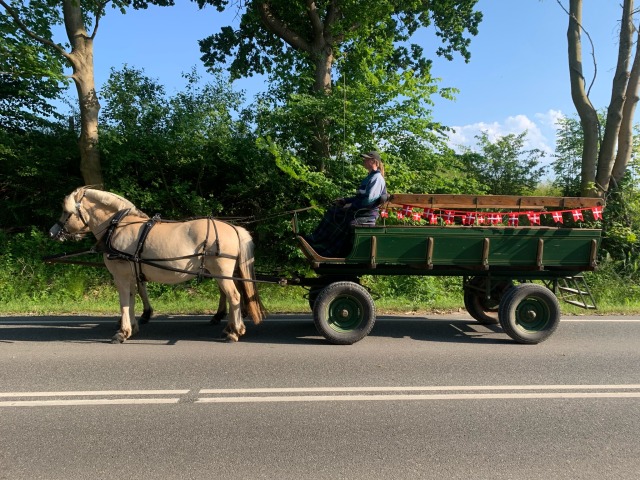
[0,0,174,186]
[460,131,547,196]
[196,0,482,170]
[0,8,68,131]
[563,0,640,196]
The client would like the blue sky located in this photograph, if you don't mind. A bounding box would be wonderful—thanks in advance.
[58,0,626,162]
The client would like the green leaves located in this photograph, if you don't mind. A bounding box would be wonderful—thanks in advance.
[460,131,547,196]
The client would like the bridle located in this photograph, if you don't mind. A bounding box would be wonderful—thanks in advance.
[52,190,91,240]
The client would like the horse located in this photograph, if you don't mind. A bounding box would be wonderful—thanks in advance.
[49,187,266,343]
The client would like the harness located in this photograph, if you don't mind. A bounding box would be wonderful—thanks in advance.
[96,209,239,283]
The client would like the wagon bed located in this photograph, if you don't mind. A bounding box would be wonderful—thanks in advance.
[297,194,604,345]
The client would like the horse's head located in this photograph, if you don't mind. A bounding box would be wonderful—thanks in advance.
[49,187,92,241]
[49,187,150,241]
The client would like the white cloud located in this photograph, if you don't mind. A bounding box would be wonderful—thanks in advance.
[446,110,565,165]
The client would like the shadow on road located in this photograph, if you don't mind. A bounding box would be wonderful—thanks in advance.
[0,314,511,346]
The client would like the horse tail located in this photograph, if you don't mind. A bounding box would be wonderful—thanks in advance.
[235,226,267,325]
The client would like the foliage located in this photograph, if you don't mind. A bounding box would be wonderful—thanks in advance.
[459,131,547,195]
[196,0,482,81]
[0,4,67,130]
[100,66,246,217]
[551,114,586,197]
[0,123,83,229]
[196,0,483,171]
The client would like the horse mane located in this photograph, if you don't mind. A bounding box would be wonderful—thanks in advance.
[81,188,150,219]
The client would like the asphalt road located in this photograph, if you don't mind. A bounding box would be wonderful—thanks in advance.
[1,313,639,480]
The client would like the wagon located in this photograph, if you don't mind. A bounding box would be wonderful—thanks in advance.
[293,194,605,345]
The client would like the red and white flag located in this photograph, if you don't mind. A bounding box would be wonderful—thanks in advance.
[488,213,501,225]
[380,209,389,218]
[508,213,519,226]
[412,211,421,221]
[572,209,583,221]
[401,205,413,217]
[444,210,455,224]
[527,212,541,225]
[465,212,476,225]
[552,211,563,223]
[592,206,603,220]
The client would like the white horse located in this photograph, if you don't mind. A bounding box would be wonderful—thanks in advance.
[49,187,265,343]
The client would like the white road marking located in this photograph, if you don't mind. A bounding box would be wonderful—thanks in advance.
[0,398,181,407]
[0,389,190,398]
[196,392,640,403]
[200,384,640,394]
[1,385,639,407]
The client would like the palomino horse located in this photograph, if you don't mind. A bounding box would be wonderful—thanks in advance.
[49,187,265,343]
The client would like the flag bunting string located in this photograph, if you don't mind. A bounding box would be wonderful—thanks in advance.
[379,205,603,225]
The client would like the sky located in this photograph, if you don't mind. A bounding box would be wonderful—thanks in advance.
[53,0,627,163]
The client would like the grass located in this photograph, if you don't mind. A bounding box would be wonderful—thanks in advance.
[2,276,639,317]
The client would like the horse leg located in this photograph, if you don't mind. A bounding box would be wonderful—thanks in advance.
[218,279,245,342]
[112,275,138,344]
[138,280,154,324]
[210,287,227,325]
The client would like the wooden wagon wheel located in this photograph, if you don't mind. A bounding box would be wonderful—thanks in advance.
[498,283,561,344]
[463,276,513,325]
[313,281,376,345]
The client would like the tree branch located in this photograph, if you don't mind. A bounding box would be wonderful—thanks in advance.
[0,0,71,61]
[90,1,111,40]
[556,0,597,96]
[257,2,311,52]
[305,0,324,40]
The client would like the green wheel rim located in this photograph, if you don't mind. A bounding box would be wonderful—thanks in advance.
[514,296,551,332]
[327,295,364,332]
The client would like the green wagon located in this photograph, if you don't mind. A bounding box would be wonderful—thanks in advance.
[294,194,604,345]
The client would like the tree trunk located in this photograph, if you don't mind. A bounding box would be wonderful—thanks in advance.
[310,49,334,172]
[612,9,640,188]
[567,0,600,197]
[257,0,339,172]
[63,0,103,187]
[596,0,633,192]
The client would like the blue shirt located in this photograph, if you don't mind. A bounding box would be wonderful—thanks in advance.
[347,170,387,212]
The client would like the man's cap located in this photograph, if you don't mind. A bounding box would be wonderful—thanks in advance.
[361,151,381,161]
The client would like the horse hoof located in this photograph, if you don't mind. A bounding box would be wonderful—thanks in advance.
[111,333,126,344]
[140,309,153,324]
[225,333,239,342]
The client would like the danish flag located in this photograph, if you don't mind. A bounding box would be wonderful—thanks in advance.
[401,205,413,217]
[552,211,563,223]
[421,209,433,220]
[477,215,485,225]
[508,213,519,226]
[430,215,439,225]
[412,211,422,221]
[592,206,603,220]
[465,212,476,225]
[572,209,583,221]
[380,209,389,218]
[396,210,404,220]
[527,212,541,225]
[488,213,501,225]
[444,210,455,224]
